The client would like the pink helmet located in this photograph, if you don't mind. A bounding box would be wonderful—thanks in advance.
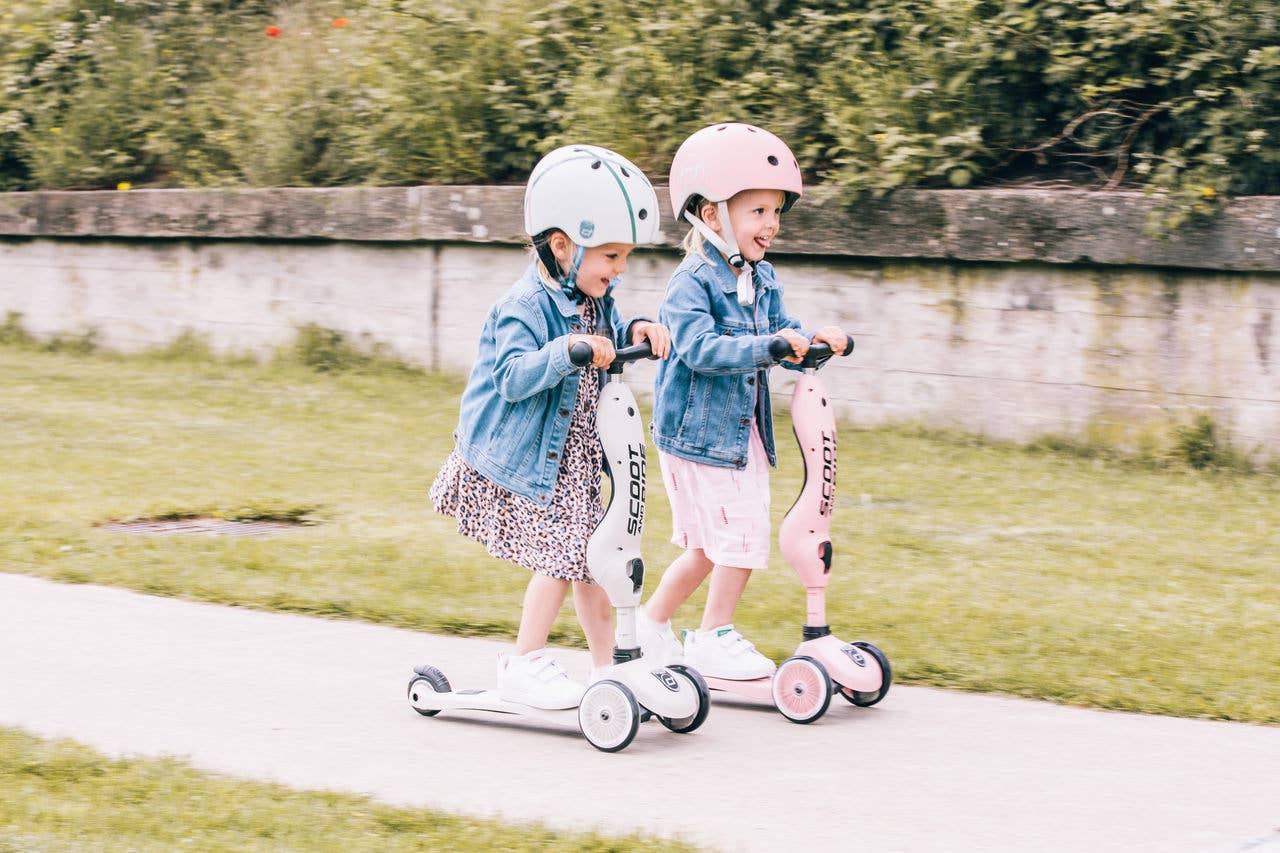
[668,123,803,219]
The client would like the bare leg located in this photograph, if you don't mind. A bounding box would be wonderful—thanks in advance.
[572,581,615,667]
[514,573,570,655]
[645,548,715,624]
[700,564,752,630]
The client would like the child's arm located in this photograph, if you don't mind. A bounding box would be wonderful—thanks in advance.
[490,306,583,402]
[607,303,671,358]
[773,291,851,357]
[768,284,848,365]
[662,275,774,374]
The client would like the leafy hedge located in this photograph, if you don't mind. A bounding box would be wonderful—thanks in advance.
[2,0,1277,226]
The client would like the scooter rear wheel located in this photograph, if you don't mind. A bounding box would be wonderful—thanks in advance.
[407,665,451,717]
[772,656,832,724]
[838,641,892,707]
[658,664,711,734]
[579,680,640,752]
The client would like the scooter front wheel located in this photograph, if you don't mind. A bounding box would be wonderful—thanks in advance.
[837,641,892,707]
[658,664,711,734]
[579,680,640,752]
[407,665,451,717]
[772,656,832,724]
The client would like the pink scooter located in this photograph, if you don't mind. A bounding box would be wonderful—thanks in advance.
[700,335,892,724]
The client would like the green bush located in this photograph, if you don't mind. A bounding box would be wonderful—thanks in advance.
[1,0,1276,223]
[1172,412,1253,471]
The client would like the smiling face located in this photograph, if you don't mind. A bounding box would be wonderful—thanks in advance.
[725,189,785,263]
[699,188,785,264]
[548,233,634,298]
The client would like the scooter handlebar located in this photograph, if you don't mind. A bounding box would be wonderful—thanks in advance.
[568,341,595,367]
[767,334,855,367]
[567,340,657,369]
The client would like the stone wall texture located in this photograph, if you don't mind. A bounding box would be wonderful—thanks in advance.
[1,187,1277,457]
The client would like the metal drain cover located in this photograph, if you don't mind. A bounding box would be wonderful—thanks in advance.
[100,518,301,536]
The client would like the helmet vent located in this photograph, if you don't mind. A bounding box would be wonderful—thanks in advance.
[638,208,648,220]
[767,155,779,166]
[746,127,757,133]
[591,160,602,169]
[621,167,630,177]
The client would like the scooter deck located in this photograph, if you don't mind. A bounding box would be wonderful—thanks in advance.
[409,686,579,724]
[702,675,775,702]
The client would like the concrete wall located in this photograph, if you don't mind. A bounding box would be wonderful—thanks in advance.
[2,187,1278,457]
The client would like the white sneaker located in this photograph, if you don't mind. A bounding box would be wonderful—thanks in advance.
[636,605,684,666]
[682,625,776,680]
[497,649,585,710]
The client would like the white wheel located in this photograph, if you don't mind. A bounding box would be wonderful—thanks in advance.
[578,680,640,752]
[772,656,832,724]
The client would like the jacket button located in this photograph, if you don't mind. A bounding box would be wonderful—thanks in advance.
[547,451,558,460]
[739,418,750,425]
[735,458,745,466]
[746,376,755,385]
[558,408,570,416]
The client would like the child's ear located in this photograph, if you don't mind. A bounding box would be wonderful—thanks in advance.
[700,202,721,232]
[547,230,572,262]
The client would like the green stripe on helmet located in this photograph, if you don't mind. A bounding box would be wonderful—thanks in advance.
[598,159,637,244]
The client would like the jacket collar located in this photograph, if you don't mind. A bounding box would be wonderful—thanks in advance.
[695,247,776,295]
[527,262,614,317]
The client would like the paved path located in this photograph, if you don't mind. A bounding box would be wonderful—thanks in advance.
[1,572,1277,853]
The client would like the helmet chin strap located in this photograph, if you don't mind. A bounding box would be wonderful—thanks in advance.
[683,203,755,306]
[558,243,587,303]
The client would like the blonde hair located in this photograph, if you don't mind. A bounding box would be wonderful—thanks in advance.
[681,227,704,256]
[680,196,715,259]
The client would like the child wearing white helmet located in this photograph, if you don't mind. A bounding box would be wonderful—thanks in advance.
[429,145,671,710]
[638,123,849,680]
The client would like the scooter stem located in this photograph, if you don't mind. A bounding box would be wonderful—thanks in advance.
[615,605,638,654]
[805,587,827,628]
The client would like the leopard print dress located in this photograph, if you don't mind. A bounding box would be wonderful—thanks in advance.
[430,300,605,583]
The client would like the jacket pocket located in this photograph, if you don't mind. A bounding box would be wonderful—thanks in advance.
[490,399,540,471]
[678,372,712,444]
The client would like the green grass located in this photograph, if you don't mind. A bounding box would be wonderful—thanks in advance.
[1,345,1278,724]
[0,727,695,852]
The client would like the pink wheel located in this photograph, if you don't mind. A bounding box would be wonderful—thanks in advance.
[771,656,832,724]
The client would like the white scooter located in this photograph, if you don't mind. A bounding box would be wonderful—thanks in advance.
[409,341,711,752]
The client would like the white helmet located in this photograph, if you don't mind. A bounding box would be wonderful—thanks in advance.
[525,144,660,248]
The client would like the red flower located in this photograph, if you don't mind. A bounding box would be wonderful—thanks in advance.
[331,17,348,27]
[265,25,281,38]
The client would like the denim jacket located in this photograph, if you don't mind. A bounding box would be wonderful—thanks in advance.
[653,249,811,469]
[451,263,644,504]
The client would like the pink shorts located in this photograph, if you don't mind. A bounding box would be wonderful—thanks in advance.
[657,427,771,570]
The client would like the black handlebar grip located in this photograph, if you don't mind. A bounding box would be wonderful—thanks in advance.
[767,336,794,361]
[767,334,855,365]
[613,342,656,363]
[568,341,595,367]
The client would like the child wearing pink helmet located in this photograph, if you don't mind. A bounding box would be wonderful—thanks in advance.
[640,123,849,679]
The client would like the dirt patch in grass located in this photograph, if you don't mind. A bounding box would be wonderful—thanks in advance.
[99,517,307,536]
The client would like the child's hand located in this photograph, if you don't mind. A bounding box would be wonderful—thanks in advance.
[813,326,849,354]
[631,321,672,359]
[777,328,809,363]
[569,334,616,368]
